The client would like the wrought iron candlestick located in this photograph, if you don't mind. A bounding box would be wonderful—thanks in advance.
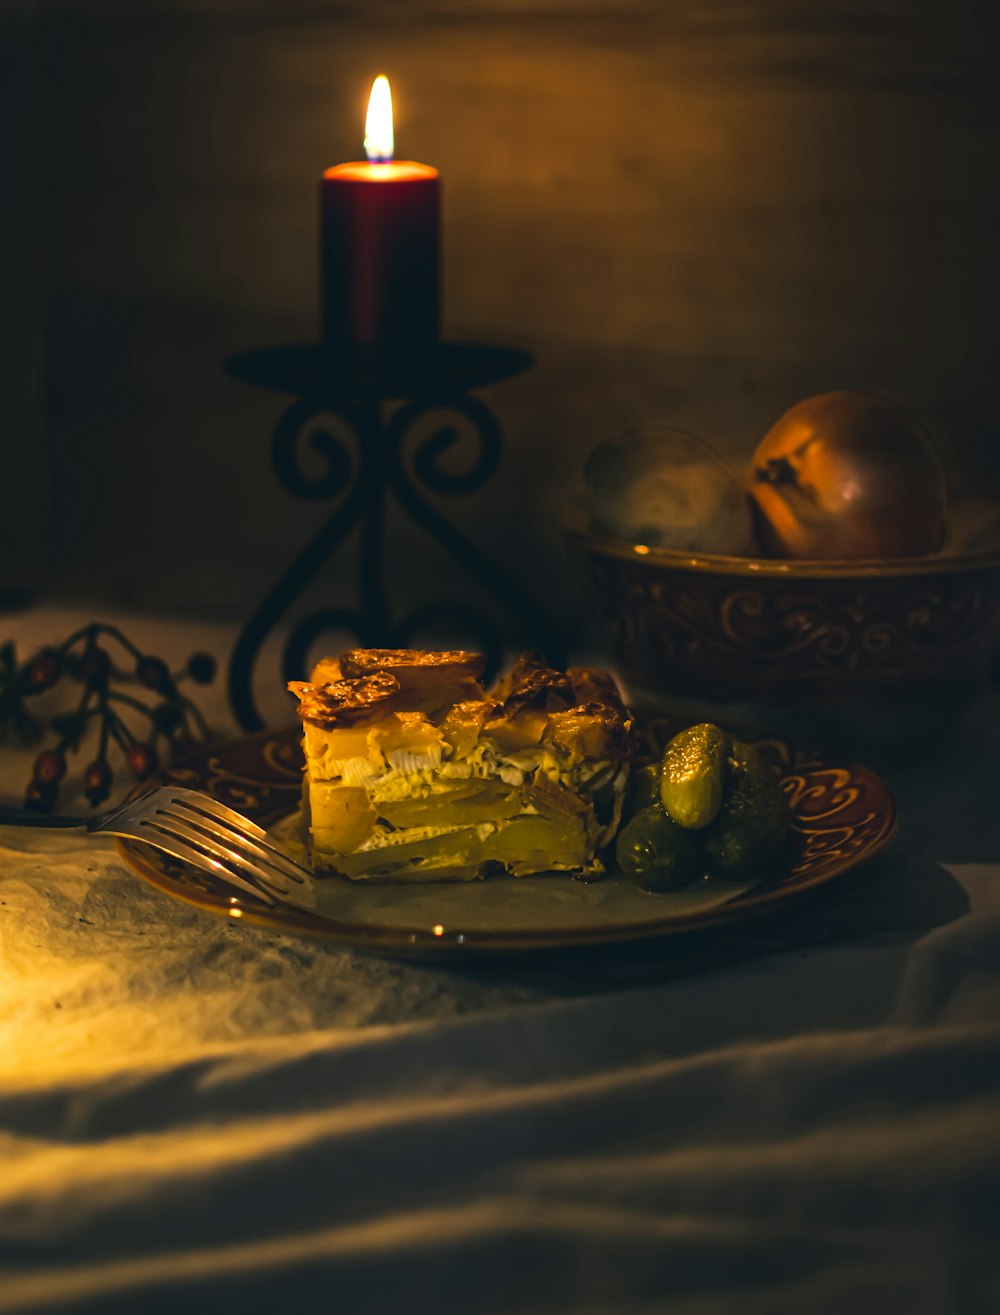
[224,342,563,731]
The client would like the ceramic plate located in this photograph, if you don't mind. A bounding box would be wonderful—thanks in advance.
[117,719,897,954]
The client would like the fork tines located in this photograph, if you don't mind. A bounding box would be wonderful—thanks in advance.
[137,788,316,910]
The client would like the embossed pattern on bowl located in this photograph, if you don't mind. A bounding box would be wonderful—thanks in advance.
[560,502,1000,703]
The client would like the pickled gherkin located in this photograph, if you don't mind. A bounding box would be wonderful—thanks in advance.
[615,804,701,891]
[703,740,788,879]
[659,723,731,830]
[615,724,789,889]
[630,763,661,812]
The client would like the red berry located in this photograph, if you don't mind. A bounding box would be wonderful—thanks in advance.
[136,656,173,694]
[80,646,111,690]
[33,748,67,783]
[25,651,60,693]
[83,759,113,806]
[25,778,57,812]
[126,742,159,780]
[186,652,216,685]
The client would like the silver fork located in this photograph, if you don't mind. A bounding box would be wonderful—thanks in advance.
[0,786,316,911]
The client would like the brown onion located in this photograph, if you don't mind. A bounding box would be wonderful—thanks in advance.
[747,391,948,560]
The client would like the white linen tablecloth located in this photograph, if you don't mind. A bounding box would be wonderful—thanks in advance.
[1,609,998,1314]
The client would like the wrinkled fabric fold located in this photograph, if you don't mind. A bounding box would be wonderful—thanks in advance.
[2,831,999,1311]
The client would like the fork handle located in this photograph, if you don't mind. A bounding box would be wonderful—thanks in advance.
[0,806,88,829]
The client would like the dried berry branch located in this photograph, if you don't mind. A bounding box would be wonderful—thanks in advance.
[0,623,217,812]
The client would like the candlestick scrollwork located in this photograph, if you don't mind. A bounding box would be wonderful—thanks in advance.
[225,343,560,731]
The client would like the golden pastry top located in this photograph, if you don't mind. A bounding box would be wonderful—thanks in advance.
[338,648,486,686]
[288,649,631,762]
[287,672,400,729]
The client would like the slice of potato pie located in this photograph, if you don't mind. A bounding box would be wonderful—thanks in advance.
[288,649,633,882]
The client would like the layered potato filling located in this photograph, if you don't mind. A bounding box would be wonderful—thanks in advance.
[288,649,633,882]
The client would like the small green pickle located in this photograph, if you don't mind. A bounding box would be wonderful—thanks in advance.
[630,763,661,811]
[703,740,788,879]
[615,804,701,891]
[660,723,732,830]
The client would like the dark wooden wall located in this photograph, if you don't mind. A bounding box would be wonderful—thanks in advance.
[20,0,1000,648]
[3,3,44,606]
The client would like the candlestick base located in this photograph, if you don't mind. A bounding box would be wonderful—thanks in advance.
[223,341,563,731]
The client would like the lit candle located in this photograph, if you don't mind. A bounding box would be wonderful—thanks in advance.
[320,76,441,371]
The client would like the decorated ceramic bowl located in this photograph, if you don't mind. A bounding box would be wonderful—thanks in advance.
[560,501,1000,748]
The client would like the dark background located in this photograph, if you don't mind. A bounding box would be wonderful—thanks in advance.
[5,0,999,651]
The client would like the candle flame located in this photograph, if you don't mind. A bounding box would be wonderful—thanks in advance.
[364,75,394,162]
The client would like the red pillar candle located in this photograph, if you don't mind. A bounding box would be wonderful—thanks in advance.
[320,76,441,368]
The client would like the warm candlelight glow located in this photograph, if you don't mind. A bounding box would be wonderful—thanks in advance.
[364,75,394,163]
[321,73,439,355]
